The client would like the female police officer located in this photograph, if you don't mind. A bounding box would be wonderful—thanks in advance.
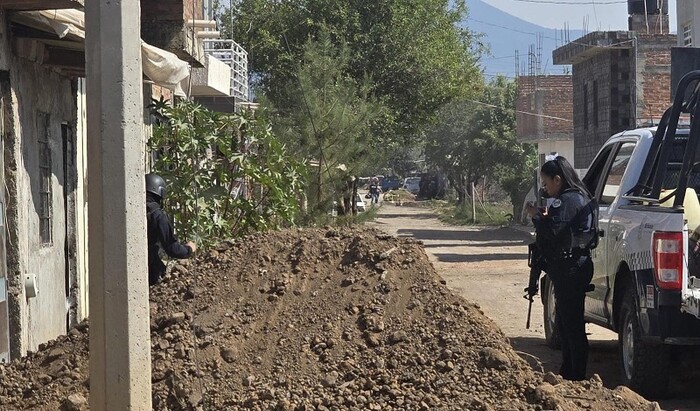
[526,155,597,381]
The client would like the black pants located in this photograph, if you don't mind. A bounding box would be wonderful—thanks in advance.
[148,253,166,286]
[549,254,593,381]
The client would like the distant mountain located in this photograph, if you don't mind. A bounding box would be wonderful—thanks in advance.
[464,0,585,77]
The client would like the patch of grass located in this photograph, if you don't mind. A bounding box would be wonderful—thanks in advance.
[437,200,513,226]
[335,206,379,226]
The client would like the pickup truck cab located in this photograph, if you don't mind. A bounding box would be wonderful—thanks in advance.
[541,70,700,398]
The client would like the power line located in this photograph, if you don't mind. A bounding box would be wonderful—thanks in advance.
[466,99,573,122]
[467,17,636,49]
[482,55,518,60]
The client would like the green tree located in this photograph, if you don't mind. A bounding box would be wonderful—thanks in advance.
[268,33,381,214]
[426,76,536,212]
[221,0,481,143]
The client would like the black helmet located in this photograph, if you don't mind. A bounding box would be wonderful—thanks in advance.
[145,173,167,199]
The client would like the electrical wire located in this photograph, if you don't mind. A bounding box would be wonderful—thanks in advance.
[466,99,573,122]
[467,17,636,50]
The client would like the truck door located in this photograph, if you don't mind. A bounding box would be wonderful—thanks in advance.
[582,144,616,321]
[598,142,638,320]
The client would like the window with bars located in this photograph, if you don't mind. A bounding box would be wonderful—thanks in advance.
[684,23,693,46]
[38,112,52,245]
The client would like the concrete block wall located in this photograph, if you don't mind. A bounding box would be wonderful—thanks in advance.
[141,0,203,22]
[516,75,573,143]
[571,49,633,168]
[141,0,206,67]
[677,0,700,47]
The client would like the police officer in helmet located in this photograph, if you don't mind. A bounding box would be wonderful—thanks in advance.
[525,155,597,381]
[146,173,197,286]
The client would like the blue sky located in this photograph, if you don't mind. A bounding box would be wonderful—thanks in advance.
[479,0,677,32]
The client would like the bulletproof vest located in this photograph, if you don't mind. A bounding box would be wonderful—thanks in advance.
[556,193,598,251]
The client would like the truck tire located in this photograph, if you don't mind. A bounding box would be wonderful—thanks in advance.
[618,286,670,399]
[542,276,561,349]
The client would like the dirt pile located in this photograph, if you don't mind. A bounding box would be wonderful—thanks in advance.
[0,227,661,410]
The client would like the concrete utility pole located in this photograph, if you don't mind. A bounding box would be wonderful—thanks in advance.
[85,0,152,409]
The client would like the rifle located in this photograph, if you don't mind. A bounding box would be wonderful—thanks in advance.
[524,242,544,329]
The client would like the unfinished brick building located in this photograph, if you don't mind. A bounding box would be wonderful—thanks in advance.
[516,75,574,167]
[553,3,676,168]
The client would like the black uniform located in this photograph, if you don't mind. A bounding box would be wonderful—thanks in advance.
[368,183,381,204]
[147,199,192,285]
[532,188,596,381]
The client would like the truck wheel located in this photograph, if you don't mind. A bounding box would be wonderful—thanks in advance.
[542,277,561,350]
[619,286,670,399]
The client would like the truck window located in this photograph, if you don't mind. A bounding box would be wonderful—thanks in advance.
[583,146,614,200]
[600,142,636,205]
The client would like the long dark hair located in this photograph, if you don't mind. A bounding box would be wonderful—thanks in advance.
[541,156,592,199]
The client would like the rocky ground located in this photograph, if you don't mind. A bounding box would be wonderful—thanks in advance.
[0,227,662,410]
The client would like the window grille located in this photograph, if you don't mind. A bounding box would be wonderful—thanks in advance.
[38,112,52,245]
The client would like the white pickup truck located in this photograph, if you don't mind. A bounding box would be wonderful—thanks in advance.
[540,71,700,398]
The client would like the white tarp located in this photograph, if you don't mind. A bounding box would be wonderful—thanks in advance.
[141,42,189,96]
[12,9,190,95]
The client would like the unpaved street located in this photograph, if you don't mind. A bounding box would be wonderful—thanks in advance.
[373,203,700,411]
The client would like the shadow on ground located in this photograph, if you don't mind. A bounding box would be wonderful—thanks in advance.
[397,227,532,243]
[435,253,528,263]
[511,336,700,409]
[376,213,439,220]
[424,241,526,248]
[510,336,620,385]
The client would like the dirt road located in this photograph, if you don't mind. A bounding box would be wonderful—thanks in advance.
[373,203,700,411]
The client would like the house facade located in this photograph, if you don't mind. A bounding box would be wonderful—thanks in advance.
[515,75,574,166]
[553,4,675,168]
[0,0,241,361]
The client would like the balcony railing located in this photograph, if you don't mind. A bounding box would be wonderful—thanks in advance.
[203,39,248,102]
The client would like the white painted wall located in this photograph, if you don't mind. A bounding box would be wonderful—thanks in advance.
[9,56,75,351]
[191,54,231,96]
[537,140,575,165]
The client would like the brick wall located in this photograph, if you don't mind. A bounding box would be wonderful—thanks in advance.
[516,75,573,143]
[636,34,676,125]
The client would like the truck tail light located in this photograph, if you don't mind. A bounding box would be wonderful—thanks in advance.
[653,232,683,291]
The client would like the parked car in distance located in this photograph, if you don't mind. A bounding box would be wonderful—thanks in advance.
[381,176,402,191]
[402,177,421,194]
